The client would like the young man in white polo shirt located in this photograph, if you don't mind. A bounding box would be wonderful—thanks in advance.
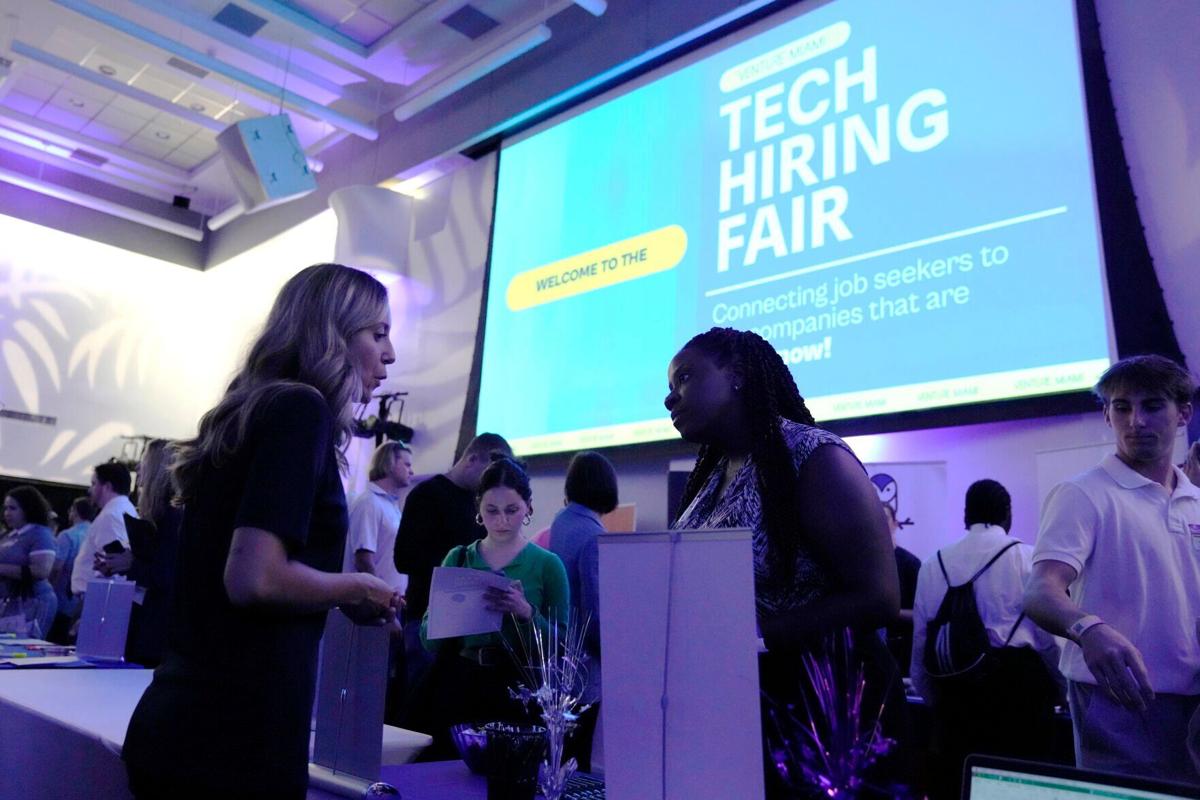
[344,441,414,723]
[1025,355,1200,784]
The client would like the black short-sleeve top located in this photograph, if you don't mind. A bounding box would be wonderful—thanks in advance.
[123,385,348,796]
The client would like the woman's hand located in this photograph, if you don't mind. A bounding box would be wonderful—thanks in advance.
[485,579,533,621]
[94,550,134,577]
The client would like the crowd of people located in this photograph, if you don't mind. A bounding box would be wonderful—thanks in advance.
[3,262,1198,799]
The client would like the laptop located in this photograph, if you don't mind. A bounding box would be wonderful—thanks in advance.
[963,754,1200,800]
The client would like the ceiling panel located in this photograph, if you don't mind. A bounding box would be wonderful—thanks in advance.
[129,66,192,103]
[125,131,175,159]
[62,75,119,104]
[41,27,97,64]
[79,118,134,144]
[79,47,145,84]
[46,87,105,123]
[10,73,60,103]
[363,0,417,27]
[93,105,152,134]
[298,0,360,29]
[37,104,90,133]
[0,0,602,241]
[176,85,238,119]
[3,93,46,117]
[337,9,391,44]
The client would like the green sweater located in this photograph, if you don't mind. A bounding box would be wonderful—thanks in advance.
[420,540,570,652]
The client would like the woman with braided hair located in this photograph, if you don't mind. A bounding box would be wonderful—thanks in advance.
[666,326,908,794]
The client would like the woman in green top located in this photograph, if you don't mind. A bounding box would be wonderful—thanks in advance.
[414,455,569,758]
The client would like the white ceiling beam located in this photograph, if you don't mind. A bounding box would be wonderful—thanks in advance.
[12,40,227,134]
[572,0,608,16]
[0,136,183,201]
[366,0,472,57]
[206,199,246,231]
[121,0,347,101]
[49,0,378,140]
[391,0,606,122]
[0,162,204,240]
[240,0,367,57]
[0,105,193,185]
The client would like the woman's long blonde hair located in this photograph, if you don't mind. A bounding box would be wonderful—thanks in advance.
[136,438,175,522]
[173,263,389,501]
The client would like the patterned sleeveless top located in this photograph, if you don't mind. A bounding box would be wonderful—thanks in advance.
[672,419,857,620]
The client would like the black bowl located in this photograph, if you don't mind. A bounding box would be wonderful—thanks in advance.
[450,723,489,774]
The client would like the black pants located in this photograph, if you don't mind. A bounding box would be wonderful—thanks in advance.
[403,645,537,761]
[927,646,1062,800]
[564,702,600,773]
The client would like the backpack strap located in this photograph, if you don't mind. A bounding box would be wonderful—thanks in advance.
[965,540,1026,646]
[1001,611,1027,647]
[936,549,951,584]
[960,540,1021,587]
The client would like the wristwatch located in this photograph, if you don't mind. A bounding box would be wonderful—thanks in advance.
[1068,614,1105,643]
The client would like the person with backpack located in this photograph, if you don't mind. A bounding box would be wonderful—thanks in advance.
[911,479,1063,799]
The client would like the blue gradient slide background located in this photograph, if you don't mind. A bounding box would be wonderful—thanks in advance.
[478,0,1110,449]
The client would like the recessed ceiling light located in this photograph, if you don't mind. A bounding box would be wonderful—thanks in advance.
[189,102,206,112]
[98,64,117,76]
[154,130,171,140]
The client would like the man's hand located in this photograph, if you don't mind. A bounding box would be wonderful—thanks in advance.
[340,573,402,626]
[1080,623,1155,710]
[94,550,133,577]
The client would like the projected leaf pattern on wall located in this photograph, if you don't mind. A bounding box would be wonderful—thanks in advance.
[2,156,495,486]
[355,153,497,479]
[0,261,145,480]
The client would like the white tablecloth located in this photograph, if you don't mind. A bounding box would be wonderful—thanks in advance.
[0,669,432,799]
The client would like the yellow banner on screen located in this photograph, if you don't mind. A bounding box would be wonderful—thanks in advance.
[506,225,687,311]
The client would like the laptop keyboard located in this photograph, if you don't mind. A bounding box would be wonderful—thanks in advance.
[563,772,606,799]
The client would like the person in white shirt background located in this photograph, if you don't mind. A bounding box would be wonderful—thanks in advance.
[344,440,414,724]
[911,479,1063,799]
[71,461,138,597]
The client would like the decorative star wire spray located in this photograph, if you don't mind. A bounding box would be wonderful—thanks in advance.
[766,628,908,799]
[505,612,593,800]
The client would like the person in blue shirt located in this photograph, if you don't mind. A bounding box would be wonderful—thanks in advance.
[0,486,59,637]
[48,496,95,642]
[548,450,618,772]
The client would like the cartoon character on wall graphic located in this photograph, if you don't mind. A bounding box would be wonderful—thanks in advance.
[870,472,913,528]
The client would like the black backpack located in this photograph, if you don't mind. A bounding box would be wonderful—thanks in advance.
[923,540,1024,686]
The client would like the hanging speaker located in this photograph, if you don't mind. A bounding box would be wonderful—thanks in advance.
[216,113,317,211]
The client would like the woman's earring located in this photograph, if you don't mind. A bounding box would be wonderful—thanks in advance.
[523,514,532,526]
[475,513,483,526]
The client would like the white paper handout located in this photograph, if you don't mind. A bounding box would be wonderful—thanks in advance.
[426,566,513,639]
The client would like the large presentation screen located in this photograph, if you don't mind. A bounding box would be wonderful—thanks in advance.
[478,0,1113,456]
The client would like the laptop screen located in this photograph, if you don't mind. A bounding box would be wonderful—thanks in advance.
[965,757,1200,800]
